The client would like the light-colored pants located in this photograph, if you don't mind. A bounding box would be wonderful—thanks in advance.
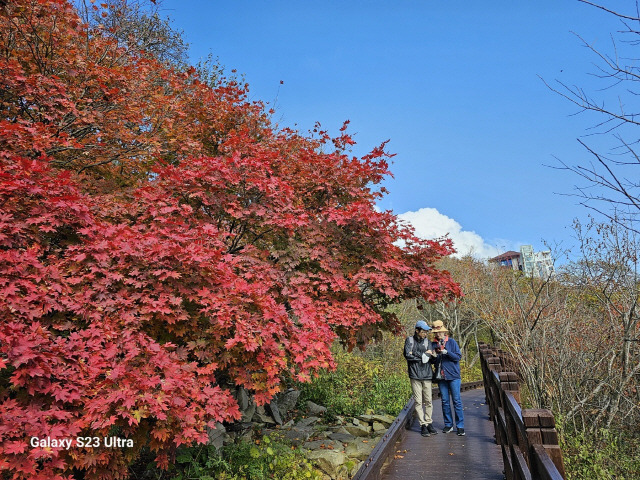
[410,378,433,426]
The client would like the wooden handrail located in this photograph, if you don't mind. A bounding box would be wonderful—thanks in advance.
[350,393,415,480]
[479,342,566,480]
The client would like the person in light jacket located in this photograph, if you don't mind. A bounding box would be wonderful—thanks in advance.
[404,320,438,437]
[431,319,465,436]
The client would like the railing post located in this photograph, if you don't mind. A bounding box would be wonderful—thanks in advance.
[487,355,502,423]
[496,371,518,479]
[479,343,492,404]
[522,409,566,479]
[499,371,520,404]
[485,356,505,449]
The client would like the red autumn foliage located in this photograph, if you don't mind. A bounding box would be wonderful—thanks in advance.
[0,1,461,478]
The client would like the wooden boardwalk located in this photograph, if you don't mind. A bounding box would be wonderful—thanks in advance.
[380,388,504,480]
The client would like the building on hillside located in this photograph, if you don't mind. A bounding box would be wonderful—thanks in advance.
[519,244,555,279]
[488,251,521,271]
[519,245,534,274]
[489,246,555,279]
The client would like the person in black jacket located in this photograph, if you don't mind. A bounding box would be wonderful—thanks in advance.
[404,320,438,437]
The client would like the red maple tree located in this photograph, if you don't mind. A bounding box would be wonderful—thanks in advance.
[0,1,461,478]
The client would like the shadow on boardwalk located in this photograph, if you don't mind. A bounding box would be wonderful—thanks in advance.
[380,388,504,480]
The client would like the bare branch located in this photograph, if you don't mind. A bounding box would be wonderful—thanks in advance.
[578,0,640,22]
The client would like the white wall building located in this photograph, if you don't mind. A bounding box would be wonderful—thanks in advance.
[519,245,554,279]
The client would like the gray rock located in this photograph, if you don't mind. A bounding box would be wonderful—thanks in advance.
[370,435,383,447]
[252,412,276,426]
[235,387,249,411]
[328,432,356,443]
[237,429,253,443]
[232,421,253,435]
[332,426,351,435]
[296,416,320,428]
[276,389,300,416]
[306,449,348,478]
[206,422,228,450]
[240,402,256,423]
[356,414,395,427]
[283,426,313,445]
[344,423,371,437]
[306,401,327,415]
[345,437,375,460]
[372,421,386,433]
[266,400,283,425]
[302,439,343,451]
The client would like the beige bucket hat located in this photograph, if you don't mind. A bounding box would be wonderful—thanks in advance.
[431,320,448,333]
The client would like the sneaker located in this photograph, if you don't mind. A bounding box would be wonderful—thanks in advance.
[427,424,438,434]
[442,426,454,433]
[457,428,465,436]
[420,425,430,437]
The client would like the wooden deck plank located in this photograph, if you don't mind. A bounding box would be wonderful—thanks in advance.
[380,388,504,480]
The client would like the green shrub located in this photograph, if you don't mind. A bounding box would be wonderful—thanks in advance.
[168,432,322,480]
[298,350,411,418]
[459,359,482,383]
[559,420,640,480]
[364,373,411,415]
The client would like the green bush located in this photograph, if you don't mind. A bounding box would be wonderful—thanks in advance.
[365,373,411,415]
[559,420,640,480]
[459,359,482,383]
[298,350,411,419]
[168,432,322,480]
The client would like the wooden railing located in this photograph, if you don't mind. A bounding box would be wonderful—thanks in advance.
[479,342,566,480]
[350,392,415,480]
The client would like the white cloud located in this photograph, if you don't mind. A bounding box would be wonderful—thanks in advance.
[397,207,502,259]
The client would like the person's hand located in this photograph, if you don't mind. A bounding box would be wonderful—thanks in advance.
[441,348,448,355]
[421,353,429,363]
[426,349,435,357]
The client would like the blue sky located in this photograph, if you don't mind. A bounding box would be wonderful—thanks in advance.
[159,0,628,260]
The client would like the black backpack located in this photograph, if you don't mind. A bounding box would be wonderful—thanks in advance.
[406,336,436,377]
